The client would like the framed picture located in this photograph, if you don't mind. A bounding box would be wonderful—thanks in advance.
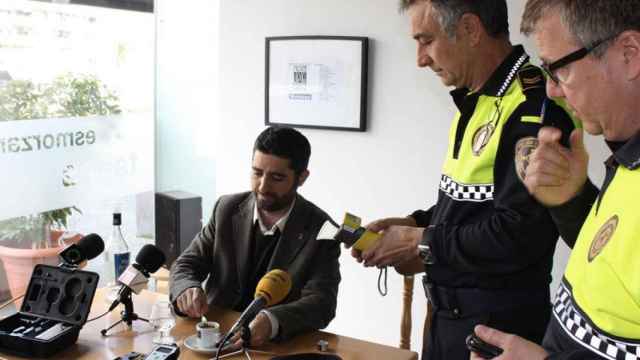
[265,36,368,131]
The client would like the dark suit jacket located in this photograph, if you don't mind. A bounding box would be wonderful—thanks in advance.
[170,192,341,340]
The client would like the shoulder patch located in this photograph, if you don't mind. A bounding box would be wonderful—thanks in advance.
[517,65,545,96]
[515,136,539,182]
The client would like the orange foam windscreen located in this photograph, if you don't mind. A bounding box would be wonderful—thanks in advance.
[254,269,292,306]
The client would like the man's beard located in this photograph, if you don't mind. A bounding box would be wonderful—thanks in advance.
[255,187,297,212]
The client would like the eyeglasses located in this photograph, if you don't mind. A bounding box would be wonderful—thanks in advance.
[541,35,616,84]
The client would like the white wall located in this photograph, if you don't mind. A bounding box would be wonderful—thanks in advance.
[212,0,610,353]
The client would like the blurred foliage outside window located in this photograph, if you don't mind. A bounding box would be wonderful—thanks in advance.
[0,73,121,247]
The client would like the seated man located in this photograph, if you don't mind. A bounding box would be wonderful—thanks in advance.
[170,126,340,347]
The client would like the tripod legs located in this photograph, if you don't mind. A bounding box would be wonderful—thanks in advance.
[101,310,150,336]
[101,317,125,336]
[101,290,149,336]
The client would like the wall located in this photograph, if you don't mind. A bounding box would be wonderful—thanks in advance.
[214,0,609,353]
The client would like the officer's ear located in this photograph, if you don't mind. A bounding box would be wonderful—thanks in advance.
[617,30,640,81]
[457,13,483,46]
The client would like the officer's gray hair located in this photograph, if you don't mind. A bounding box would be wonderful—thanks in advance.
[521,0,640,58]
[398,0,509,39]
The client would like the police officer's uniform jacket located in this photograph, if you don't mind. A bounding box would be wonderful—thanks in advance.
[411,45,576,358]
[543,134,640,360]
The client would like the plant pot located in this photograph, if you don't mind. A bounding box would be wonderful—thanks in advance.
[0,230,82,301]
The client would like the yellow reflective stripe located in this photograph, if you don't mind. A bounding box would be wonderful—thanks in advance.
[521,116,541,124]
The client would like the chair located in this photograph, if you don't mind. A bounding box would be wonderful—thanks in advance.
[400,275,414,349]
[399,274,434,351]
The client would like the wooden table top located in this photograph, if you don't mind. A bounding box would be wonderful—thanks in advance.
[0,288,418,360]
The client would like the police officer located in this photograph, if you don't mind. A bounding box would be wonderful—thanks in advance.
[354,1,576,359]
[472,1,640,359]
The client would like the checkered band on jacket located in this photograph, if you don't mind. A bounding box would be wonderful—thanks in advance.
[553,283,640,360]
[439,175,494,202]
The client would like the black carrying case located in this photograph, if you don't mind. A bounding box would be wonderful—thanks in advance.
[0,264,99,357]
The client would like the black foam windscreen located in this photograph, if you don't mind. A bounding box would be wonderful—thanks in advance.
[135,244,166,274]
[76,233,105,260]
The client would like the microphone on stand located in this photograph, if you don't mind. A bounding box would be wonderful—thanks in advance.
[214,269,292,360]
[227,269,292,336]
[58,233,105,268]
[101,244,165,336]
[108,244,166,312]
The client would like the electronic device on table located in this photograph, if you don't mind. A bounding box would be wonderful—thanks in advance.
[114,344,180,360]
[143,344,180,360]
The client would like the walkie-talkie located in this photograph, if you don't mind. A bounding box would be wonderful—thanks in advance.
[466,333,503,359]
[541,98,571,148]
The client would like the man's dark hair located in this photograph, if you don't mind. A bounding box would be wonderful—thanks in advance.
[253,126,311,175]
[399,0,509,39]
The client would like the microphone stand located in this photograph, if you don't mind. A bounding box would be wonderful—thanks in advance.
[214,324,258,360]
[100,287,149,336]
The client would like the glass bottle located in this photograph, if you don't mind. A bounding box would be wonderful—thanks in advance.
[104,213,130,290]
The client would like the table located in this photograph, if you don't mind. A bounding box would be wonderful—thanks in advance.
[0,288,418,360]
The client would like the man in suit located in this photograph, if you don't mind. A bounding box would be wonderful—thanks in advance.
[170,126,340,347]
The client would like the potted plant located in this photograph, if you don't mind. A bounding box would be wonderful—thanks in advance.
[0,208,84,300]
[0,73,121,300]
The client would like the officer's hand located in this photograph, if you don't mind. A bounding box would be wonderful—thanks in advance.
[176,287,208,318]
[361,225,423,268]
[351,217,417,263]
[524,127,589,207]
[469,325,548,360]
[365,217,417,233]
[231,312,272,349]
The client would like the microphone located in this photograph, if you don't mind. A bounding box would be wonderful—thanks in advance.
[228,269,292,336]
[58,233,105,267]
[108,244,165,312]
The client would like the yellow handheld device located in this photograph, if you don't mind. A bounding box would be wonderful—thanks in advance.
[334,213,381,251]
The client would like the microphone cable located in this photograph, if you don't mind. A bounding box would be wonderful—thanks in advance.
[0,293,24,311]
[86,309,111,323]
[214,330,235,360]
[378,267,388,296]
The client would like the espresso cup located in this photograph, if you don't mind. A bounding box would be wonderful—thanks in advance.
[196,321,221,349]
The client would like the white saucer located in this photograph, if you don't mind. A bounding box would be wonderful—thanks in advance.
[184,334,228,355]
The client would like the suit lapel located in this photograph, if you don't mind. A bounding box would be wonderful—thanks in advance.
[232,194,255,292]
[269,195,311,270]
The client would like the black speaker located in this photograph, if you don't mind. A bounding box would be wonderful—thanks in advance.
[155,191,203,268]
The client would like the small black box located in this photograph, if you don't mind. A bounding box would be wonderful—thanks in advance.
[0,264,99,357]
[155,191,202,268]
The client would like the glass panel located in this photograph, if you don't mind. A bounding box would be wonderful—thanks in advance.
[0,0,154,313]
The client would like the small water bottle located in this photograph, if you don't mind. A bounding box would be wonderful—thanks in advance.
[105,213,130,301]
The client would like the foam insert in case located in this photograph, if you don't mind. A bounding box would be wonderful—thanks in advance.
[0,264,99,357]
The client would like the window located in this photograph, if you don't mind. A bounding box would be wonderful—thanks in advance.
[0,0,154,310]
